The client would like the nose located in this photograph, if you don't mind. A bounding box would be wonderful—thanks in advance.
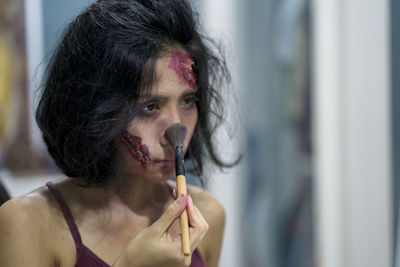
[159,107,183,147]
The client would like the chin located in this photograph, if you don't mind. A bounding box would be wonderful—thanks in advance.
[150,164,175,182]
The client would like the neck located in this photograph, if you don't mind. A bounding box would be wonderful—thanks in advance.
[73,176,173,215]
[111,177,172,212]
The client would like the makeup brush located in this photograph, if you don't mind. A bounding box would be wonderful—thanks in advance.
[165,123,190,256]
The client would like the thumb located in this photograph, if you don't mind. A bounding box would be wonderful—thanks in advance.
[150,195,188,236]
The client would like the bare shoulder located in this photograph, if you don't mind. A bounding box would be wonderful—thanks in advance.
[186,184,225,225]
[0,187,60,266]
[0,187,54,230]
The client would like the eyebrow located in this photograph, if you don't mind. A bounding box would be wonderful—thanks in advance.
[138,88,198,102]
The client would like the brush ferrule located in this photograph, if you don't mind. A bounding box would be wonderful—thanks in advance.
[175,146,185,176]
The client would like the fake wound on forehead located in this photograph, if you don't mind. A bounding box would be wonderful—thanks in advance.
[168,51,197,88]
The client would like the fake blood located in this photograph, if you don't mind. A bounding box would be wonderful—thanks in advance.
[168,51,196,88]
[121,132,151,166]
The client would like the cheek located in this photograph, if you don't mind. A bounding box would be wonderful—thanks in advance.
[183,109,198,149]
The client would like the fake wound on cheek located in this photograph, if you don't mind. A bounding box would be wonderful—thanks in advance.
[121,132,151,166]
[168,51,197,88]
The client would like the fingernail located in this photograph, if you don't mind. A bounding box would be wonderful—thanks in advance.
[188,195,193,205]
[175,196,185,206]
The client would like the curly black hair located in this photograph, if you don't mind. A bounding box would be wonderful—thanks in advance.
[36,0,235,185]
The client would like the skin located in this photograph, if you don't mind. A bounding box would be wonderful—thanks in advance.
[0,48,225,267]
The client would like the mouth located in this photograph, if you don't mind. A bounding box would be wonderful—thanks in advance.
[153,159,174,163]
[151,159,175,168]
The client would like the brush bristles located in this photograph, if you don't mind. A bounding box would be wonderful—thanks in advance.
[165,123,187,147]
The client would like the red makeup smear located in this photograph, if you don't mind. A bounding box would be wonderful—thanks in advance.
[121,132,151,166]
[168,51,197,88]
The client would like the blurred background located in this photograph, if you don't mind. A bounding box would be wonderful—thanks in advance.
[0,0,396,267]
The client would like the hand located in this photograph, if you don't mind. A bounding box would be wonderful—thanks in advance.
[112,195,209,267]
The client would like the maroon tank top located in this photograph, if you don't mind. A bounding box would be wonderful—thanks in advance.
[46,181,206,267]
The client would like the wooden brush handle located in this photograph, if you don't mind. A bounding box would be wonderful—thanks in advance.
[176,175,190,256]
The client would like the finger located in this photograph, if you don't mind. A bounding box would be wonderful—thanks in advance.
[172,188,177,199]
[187,195,208,227]
[150,195,188,236]
[186,195,209,250]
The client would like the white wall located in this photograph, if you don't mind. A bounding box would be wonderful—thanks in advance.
[312,0,393,266]
[200,1,244,267]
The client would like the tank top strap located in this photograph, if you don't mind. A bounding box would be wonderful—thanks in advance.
[46,181,83,249]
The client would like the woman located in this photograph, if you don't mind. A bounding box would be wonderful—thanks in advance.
[0,0,235,266]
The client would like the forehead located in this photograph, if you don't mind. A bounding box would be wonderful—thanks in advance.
[143,49,197,96]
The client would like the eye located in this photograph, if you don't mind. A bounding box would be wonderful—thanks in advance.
[143,103,159,112]
[181,96,198,107]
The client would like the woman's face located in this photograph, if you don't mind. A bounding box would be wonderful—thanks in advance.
[118,49,198,182]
